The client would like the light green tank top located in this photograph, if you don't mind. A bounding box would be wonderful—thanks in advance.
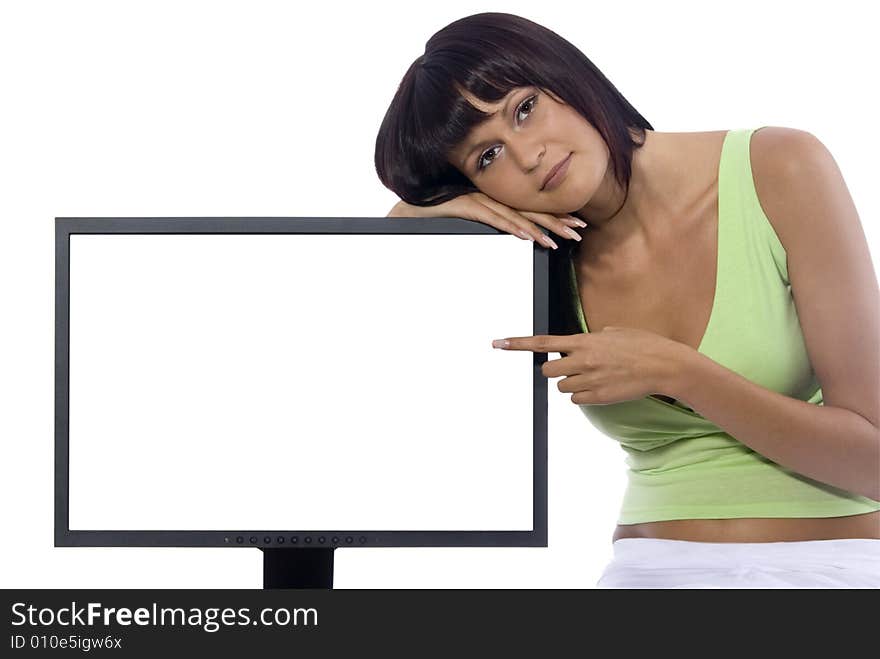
[567,127,880,525]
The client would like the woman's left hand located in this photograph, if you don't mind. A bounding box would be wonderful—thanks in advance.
[492,326,690,405]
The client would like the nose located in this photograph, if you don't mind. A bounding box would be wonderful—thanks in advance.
[507,137,544,174]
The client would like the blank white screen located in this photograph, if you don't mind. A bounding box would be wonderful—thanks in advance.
[68,232,535,531]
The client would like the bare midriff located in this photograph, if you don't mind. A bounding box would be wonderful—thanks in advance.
[612,510,880,543]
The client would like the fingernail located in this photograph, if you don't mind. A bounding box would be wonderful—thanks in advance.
[541,234,558,249]
[518,229,534,241]
[571,218,587,228]
[492,339,510,349]
[563,227,581,242]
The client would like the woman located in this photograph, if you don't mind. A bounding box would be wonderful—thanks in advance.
[374,12,880,588]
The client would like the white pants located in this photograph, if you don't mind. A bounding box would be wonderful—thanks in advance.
[596,537,880,588]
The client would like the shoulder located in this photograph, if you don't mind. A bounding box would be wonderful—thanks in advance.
[747,126,842,245]
[749,125,832,183]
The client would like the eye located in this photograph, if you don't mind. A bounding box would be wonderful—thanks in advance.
[476,94,538,172]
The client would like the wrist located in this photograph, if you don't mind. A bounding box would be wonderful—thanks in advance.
[664,341,704,403]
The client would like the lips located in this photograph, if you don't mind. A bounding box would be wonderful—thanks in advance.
[541,153,572,191]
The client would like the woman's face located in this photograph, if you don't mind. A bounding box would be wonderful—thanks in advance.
[447,86,611,215]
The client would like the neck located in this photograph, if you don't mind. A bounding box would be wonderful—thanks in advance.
[573,130,693,251]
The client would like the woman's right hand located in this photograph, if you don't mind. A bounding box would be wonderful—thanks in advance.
[385,191,587,250]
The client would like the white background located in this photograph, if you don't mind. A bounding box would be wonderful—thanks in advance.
[1,0,877,588]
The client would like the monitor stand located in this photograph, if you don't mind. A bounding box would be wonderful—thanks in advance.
[260,548,335,589]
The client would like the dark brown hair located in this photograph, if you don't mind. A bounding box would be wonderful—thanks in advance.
[373,12,653,209]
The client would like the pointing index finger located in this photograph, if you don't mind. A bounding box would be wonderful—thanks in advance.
[491,335,572,352]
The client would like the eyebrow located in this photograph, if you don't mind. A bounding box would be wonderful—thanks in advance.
[461,91,521,170]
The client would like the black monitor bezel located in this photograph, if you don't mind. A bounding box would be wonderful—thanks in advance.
[54,216,549,548]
